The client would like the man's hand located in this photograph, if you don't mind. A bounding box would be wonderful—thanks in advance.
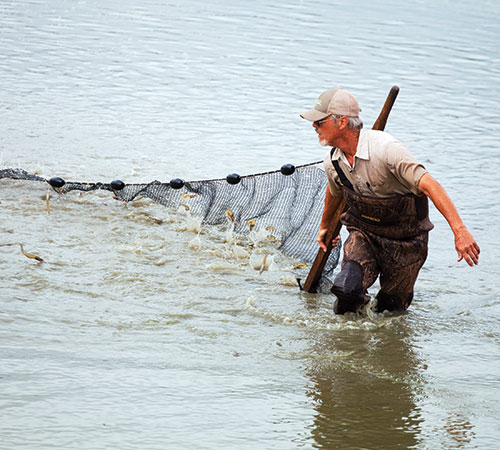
[317,228,328,252]
[418,173,480,267]
[454,226,480,266]
[317,228,340,252]
[317,187,344,252]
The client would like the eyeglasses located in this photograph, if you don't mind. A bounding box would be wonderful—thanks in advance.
[313,116,332,128]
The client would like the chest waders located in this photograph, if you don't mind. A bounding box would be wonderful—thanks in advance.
[330,161,433,314]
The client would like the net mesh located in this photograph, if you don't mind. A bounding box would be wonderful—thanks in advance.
[0,165,340,287]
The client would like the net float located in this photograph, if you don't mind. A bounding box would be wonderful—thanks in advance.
[226,173,241,184]
[280,164,295,175]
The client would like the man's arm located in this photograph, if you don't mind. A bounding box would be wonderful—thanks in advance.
[418,173,480,266]
[317,186,343,252]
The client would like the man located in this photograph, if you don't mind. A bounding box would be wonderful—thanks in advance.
[301,88,480,314]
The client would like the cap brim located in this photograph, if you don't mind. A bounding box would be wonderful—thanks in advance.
[300,108,331,122]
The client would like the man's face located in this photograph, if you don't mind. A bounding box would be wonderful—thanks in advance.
[313,115,340,146]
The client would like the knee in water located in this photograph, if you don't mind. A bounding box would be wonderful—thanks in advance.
[331,261,366,314]
[332,261,364,298]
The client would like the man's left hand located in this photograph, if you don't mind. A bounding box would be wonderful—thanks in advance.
[455,227,480,266]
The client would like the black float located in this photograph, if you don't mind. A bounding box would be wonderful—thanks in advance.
[280,163,295,175]
[170,178,185,189]
[226,173,241,185]
[49,177,65,188]
[110,179,125,191]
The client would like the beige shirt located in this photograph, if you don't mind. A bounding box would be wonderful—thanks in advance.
[324,129,427,198]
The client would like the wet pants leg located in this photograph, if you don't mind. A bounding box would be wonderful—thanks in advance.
[373,231,428,313]
[331,230,378,314]
[332,229,428,314]
[376,242,428,313]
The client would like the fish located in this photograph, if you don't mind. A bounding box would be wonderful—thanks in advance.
[259,255,268,274]
[225,209,235,223]
[145,214,163,225]
[19,244,44,262]
[181,193,198,199]
[45,189,50,214]
[131,196,144,204]
[245,219,256,231]
[291,262,308,270]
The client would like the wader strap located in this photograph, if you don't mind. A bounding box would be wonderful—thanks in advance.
[331,148,354,191]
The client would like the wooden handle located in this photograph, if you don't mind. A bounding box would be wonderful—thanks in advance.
[372,86,399,130]
[301,86,400,293]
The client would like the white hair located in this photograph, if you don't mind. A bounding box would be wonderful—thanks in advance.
[331,114,363,130]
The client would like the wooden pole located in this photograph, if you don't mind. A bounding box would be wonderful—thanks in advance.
[301,86,400,293]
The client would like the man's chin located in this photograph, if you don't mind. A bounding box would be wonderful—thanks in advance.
[319,139,329,147]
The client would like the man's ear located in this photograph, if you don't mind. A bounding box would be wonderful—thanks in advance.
[338,115,349,129]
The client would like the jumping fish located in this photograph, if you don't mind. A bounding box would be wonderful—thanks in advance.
[259,255,268,274]
[225,209,235,223]
[181,193,198,200]
[144,214,163,225]
[19,244,44,262]
[245,219,256,231]
[45,189,50,214]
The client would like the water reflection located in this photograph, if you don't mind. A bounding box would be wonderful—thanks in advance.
[442,413,476,449]
[303,316,424,449]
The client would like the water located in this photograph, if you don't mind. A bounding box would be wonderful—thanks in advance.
[1,0,499,448]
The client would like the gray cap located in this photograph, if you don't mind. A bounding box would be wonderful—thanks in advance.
[300,88,361,121]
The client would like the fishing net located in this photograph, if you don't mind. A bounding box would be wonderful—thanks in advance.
[0,164,340,288]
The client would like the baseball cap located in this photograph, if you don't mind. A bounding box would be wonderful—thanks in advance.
[300,88,361,121]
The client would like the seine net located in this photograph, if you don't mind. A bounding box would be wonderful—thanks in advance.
[0,164,340,287]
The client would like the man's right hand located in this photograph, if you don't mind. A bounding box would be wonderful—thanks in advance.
[317,228,340,252]
[317,228,328,252]
[318,187,344,252]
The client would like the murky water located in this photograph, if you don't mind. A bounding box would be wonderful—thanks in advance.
[1,0,499,448]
